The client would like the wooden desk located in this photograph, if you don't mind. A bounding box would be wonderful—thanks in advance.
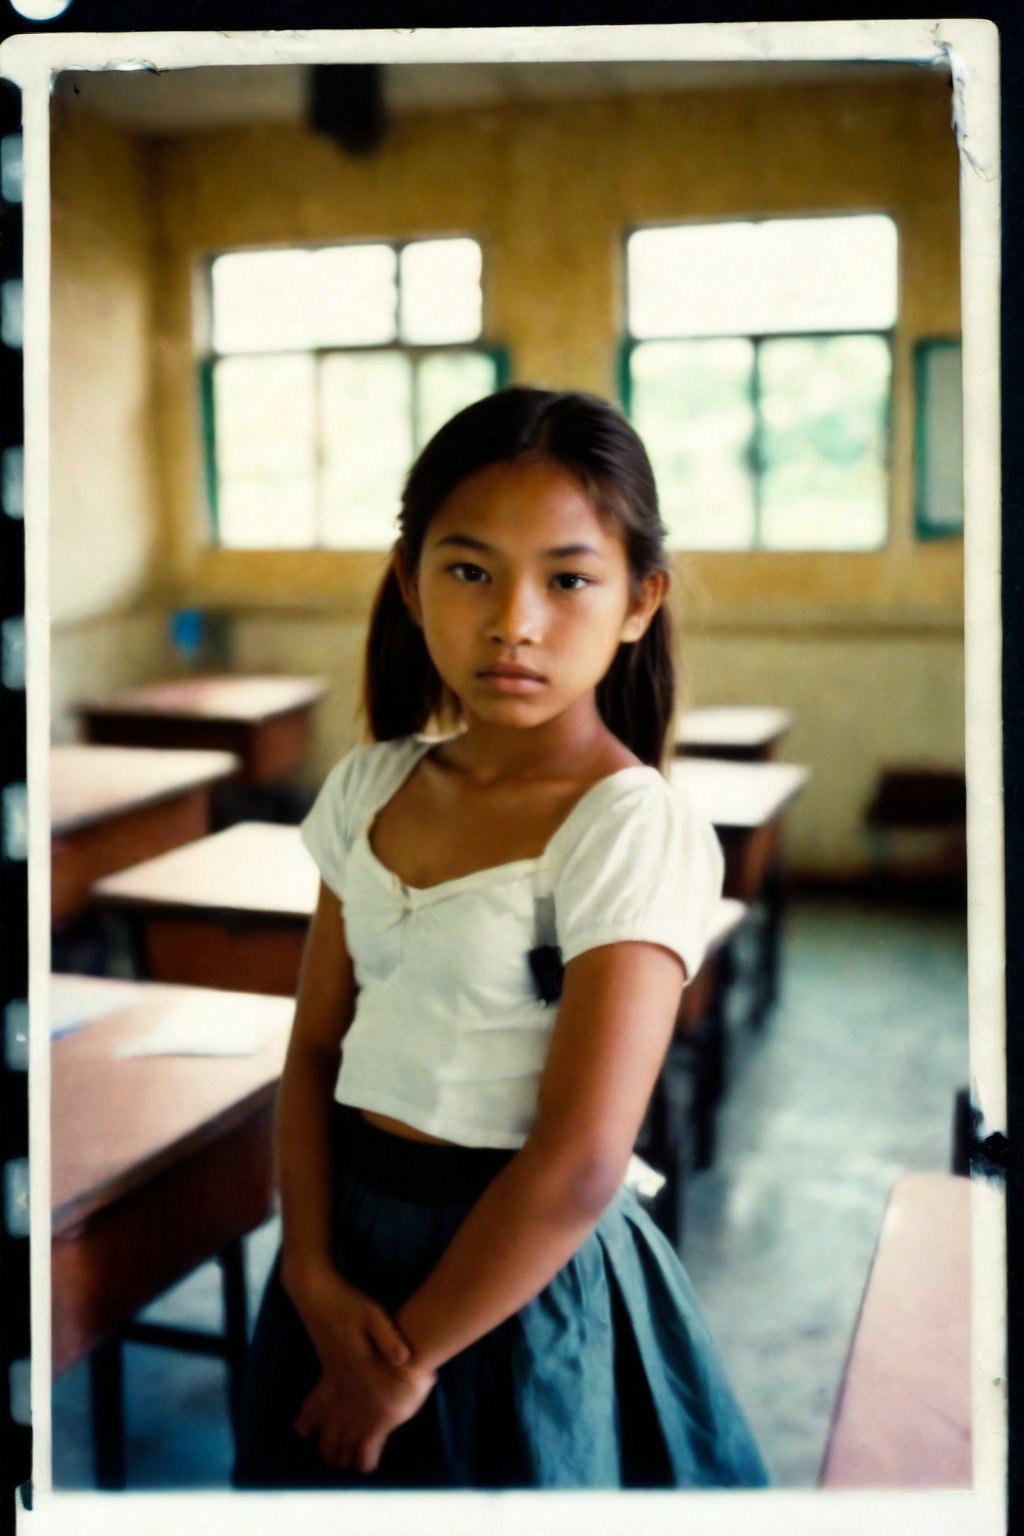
[677,896,749,1141]
[90,822,317,996]
[51,745,240,925]
[671,758,809,1032]
[50,973,293,1486]
[676,705,795,762]
[647,897,750,1244]
[75,675,329,787]
[676,896,748,1035]
[671,758,808,901]
[821,1172,971,1488]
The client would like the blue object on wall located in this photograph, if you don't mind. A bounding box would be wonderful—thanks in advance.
[169,608,204,662]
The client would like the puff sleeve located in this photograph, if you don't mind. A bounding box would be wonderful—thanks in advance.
[552,775,725,984]
[299,748,368,901]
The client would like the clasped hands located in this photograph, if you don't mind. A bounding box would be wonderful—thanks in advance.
[290,1265,436,1474]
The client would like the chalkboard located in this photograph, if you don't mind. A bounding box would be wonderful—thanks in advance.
[914,337,964,538]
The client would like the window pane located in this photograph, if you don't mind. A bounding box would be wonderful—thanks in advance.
[211,250,317,353]
[310,245,398,346]
[630,339,756,550]
[758,335,891,550]
[628,216,897,338]
[400,238,483,344]
[319,353,414,548]
[212,355,316,547]
[416,350,498,446]
[211,245,398,352]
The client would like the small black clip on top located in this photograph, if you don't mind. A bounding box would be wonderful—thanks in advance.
[528,943,564,1005]
[528,892,564,1005]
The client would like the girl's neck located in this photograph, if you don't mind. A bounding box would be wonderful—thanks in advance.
[437,699,632,788]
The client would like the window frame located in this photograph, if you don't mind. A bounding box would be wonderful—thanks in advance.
[913,336,964,542]
[619,216,899,553]
[197,236,509,550]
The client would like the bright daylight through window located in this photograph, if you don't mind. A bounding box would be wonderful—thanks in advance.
[204,237,503,549]
[624,215,898,551]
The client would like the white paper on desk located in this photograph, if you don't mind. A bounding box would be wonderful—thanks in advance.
[48,982,146,1040]
[115,1008,274,1058]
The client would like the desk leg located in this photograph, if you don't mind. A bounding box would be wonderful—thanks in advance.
[644,1068,670,1175]
[124,914,151,981]
[220,1239,250,1432]
[758,860,785,1027]
[88,1339,125,1490]
[668,1047,692,1250]
[97,911,151,981]
[690,944,733,1170]
[645,1046,690,1250]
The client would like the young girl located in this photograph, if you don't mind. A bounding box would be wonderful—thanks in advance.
[233,387,769,1491]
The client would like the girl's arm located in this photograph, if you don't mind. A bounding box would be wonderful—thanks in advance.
[276,881,431,1465]
[394,939,686,1371]
[276,878,357,1311]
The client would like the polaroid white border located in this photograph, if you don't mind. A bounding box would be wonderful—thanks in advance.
[1,18,1003,1536]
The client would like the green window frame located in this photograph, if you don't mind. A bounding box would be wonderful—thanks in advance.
[620,220,898,552]
[619,328,895,551]
[913,337,963,540]
[199,237,509,550]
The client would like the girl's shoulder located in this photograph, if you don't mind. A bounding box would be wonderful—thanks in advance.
[547,763,683,855]
[547,763,724,900]
[545,765,726,976]
[327,733,424,788]
[314,736,428,835]
[301,736,428,900]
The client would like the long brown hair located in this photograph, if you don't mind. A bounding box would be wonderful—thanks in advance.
[362,386,675,767]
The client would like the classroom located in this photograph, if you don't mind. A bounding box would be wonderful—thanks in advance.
[46,51,971,1496]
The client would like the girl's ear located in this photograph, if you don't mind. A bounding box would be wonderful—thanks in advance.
[393,542,423,628]
[620,569,669,644]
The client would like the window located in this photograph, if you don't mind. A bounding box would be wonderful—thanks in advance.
[622,216,898,551]
[201,238,507,549]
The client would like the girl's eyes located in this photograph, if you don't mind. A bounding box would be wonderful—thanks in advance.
[446,563,593,592]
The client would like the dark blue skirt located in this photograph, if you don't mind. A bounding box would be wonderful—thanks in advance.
[233,1105,770,1490]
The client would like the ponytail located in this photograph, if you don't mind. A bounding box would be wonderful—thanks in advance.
[362,552,446,741]
[596,604,675,770]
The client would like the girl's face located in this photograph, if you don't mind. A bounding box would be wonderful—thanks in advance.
[401,459,666,735]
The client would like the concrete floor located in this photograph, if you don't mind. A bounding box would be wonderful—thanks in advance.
[50,893,969,1490]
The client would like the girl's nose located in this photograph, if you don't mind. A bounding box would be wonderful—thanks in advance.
[488,579,542,647]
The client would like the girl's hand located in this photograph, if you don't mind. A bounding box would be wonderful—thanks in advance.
[282,1256,411,1377]
[294,1355,436,1473]
[283,1257,435,1470]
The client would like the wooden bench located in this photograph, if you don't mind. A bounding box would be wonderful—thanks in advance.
[820,1171,971,1488]
[74,674,329,789]
[51,744,239,925]
[676,705,795,763]
[50,973,293,1488]
[865,763,967,896]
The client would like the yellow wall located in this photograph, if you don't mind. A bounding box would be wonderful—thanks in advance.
[49,107,173,737]
[50,73,964,873]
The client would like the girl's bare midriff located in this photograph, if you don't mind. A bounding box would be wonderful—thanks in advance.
[361,1108,459,1146]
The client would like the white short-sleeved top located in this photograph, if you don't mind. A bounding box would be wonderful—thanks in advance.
[300,736,725,1149]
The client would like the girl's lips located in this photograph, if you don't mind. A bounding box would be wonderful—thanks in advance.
[478,665,545,680]
[477,666,546,690]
